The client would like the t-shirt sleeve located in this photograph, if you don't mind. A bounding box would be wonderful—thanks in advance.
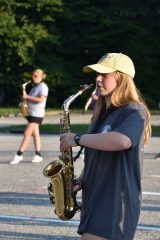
[39,84,49,97]
[113,104,146,147]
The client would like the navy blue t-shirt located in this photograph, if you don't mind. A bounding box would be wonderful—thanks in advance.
[78,102,146,240]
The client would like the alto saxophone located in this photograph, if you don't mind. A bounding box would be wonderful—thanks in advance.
[19,80,31,117]
[43,84,93,220]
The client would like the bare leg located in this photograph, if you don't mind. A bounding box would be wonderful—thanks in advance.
[81,233,109,240]
[19,123,37,152]
[32,123,41,152]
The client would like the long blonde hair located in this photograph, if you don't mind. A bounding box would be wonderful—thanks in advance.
[93,71,151,144]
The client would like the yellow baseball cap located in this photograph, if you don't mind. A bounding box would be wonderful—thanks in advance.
[83,53,135,78]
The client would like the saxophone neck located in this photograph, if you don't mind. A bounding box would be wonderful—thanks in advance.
[22,80,31,91]
[62,84,94,111]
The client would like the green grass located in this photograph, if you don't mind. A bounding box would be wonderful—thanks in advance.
[151,125,160,136]
[0,124,89,134]
[0,108,91,117]
[0,108,20,116]
[0,107,160,116]
[0,123,159,136]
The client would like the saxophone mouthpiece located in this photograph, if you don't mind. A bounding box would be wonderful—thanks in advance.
[80,83,94,91]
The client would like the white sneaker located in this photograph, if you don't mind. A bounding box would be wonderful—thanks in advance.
[32,155,43,163]
[10,154,23,164]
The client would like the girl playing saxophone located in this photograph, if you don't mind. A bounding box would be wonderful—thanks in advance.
[10,69,49,164]
[60,53,151,240]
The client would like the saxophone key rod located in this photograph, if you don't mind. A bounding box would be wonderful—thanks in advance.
[63,83,94,111]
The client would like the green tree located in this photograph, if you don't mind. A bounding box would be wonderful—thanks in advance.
[0,0,159,108]
[57,0,160,108]
[0,0,62,106]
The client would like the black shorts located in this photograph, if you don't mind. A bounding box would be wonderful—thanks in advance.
[26,116,43,124]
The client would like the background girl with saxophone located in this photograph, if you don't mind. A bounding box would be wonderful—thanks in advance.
[60,53,151,240]
[10,69,49,164]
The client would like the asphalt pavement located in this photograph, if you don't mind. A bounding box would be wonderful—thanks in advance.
[0,113,160,240]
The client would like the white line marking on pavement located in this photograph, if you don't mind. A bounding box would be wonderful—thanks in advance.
[150,175,160,178]
[0,214,79,225]
[0,215,160,231]
[142,191,160,196]
[137,224,160,232]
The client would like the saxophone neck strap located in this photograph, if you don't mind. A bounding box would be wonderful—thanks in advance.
[73,146,84,161]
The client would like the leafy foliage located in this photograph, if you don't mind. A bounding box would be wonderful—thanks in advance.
[0,0,159,108]
[0,0,62,105]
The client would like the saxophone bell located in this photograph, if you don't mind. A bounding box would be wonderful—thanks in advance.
[43,159,79,220]
[43,161,68,209]
[43,160,63,178]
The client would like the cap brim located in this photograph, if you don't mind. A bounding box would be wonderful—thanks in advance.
[83,64,116,74]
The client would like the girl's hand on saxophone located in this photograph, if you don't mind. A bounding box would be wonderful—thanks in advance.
[73,169,84,192]
[23,91,29,99]
[60,133,76,152]
[23,93,46,103]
